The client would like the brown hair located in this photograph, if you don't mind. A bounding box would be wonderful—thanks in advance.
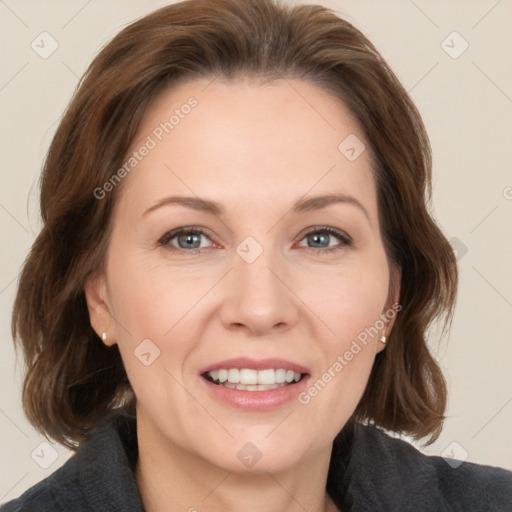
[12,0,457,449]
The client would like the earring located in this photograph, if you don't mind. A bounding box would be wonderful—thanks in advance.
[380,335,387,344]
[101,332,107,341]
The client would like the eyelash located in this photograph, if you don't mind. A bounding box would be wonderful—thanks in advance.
[157,226,352,255]
[301,226,352,253]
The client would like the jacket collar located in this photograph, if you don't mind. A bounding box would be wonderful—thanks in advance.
[78,412,144,512]
[328,421,450,511]
[78,412,451,512]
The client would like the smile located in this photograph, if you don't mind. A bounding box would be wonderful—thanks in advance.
[203,368,304,391]
[199,358,310,410]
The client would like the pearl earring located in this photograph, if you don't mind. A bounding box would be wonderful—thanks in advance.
[380,335,387,344]
[101,332,107,341]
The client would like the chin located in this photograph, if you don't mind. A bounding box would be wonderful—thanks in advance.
[192,429,321,476]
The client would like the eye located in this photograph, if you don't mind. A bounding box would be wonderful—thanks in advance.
[157,225,351,255]
[158,227,214,252]
[297,226,351,253]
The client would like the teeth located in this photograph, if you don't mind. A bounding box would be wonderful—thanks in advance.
[275,369,286,383]
[205,368,303,387]
[227,369,239,383]
[240,369,258,385]
[258,369,275,385]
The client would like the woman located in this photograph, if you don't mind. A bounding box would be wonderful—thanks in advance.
[3,0,511,510]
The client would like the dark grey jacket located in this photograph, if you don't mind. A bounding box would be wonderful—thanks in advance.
[2,412,511,511]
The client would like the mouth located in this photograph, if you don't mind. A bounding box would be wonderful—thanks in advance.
[198,358,310,409]
[202,368,306,391]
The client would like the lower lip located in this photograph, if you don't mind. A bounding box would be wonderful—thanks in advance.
[200,376,310,411]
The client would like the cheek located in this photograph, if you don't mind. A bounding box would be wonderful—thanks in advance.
[294,253,388,420]
[106,260,205,417]
[105,250,218,391]
[301,252,389,344]
[107,247,208,339]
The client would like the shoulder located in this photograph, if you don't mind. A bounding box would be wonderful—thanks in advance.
[0,456,84,512]
[1,412,142,512]
[337,422,512,511]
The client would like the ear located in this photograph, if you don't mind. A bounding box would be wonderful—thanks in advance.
[376,264,401,354]
[84,270,116,346]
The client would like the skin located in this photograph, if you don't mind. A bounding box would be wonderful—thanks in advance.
[85,77,399,512]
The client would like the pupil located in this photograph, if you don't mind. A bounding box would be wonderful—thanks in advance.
[309,233,329,248]
[179,233,200,248]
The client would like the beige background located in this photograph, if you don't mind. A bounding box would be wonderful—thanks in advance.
[1,0,511,502]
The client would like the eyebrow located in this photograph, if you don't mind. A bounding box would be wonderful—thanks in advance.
[143,193,370,221]
[143,196,223,217]
[291,193,370,221]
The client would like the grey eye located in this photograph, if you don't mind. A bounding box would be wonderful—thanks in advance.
[160,229,213,251]
[306,233,331,248]
[176,232,203,249]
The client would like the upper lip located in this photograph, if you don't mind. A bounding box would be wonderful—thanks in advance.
[199,357,310,375]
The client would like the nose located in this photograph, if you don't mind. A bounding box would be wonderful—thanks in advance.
[219,251,299,336]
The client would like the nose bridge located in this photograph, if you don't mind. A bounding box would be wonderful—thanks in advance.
[220,238,298,334]
[236,250,280,300]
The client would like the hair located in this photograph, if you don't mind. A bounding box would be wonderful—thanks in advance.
[12,0,457,449]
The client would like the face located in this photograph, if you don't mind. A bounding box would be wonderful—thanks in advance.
[86,77,399,474]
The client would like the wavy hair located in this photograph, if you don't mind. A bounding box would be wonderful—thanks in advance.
[12,0,457,448]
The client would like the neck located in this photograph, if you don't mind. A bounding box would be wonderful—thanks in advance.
[134,413,339,512]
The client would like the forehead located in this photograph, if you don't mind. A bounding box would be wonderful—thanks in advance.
[115,77,377,222]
